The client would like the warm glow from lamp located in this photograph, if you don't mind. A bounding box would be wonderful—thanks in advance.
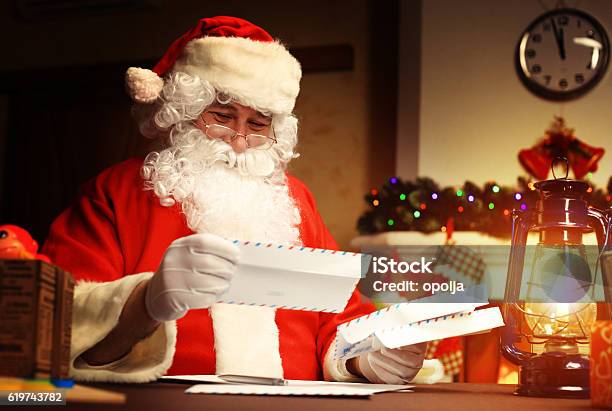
[524,302,597,340]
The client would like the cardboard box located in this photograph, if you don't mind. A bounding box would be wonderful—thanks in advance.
[0,260,73,379]
[52,267,74,379]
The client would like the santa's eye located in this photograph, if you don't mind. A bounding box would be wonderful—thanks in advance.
[249,121,267,128]
[211,112,232,122]
[0,230,7,239]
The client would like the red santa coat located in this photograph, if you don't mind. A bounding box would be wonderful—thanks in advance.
[43,157,375,380]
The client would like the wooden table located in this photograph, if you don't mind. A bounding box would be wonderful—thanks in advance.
[52,382,595,410]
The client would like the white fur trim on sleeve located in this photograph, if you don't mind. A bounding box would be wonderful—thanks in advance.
[70,272,177,383]
[322,336,365,382]
[411,359,446,384]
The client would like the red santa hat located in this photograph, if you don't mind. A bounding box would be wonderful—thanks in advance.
[125,16,302,115]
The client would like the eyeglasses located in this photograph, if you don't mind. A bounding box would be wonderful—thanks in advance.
[200,120,277,150]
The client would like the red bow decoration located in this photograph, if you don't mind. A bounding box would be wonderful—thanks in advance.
[518,116,605,180]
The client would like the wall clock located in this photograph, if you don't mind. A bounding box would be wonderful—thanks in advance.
[515,8,609,101]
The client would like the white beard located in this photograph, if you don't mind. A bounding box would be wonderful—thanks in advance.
[184,163,301,244]
[142,123,301,244]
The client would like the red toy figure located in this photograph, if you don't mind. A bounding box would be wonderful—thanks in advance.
[0,225,50,262]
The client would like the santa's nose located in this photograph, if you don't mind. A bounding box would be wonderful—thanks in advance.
[229,135,248,153]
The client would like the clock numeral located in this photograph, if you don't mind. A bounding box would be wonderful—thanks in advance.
[526,49,536,58]
[559,78,568,88]
[558,15,569,26]
[532,64,542,74]
[532,33,542,43]
[575,73,585,84]
[544,75,552,85]
[587,29,594,38]
[543,22,551,31]
[577,19,582,28]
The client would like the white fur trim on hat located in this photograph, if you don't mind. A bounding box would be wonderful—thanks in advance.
[125,67,164,104]
[172,36,302,115]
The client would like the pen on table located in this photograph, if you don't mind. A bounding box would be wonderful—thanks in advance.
[218,374,287,386]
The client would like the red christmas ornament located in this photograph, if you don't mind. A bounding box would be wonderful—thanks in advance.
[519,117,604,180]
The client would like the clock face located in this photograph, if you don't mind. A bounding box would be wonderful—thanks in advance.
[515,8,609,101]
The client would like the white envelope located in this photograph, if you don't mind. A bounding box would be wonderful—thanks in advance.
[216,241,370,313]
[376,307,504,348]
[334,302,504,360]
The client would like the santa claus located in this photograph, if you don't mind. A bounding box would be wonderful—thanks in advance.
[42,16,425,384]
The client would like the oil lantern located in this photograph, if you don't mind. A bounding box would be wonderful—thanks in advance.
[501,158,612,398]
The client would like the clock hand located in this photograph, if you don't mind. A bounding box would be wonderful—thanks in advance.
[559,27,566,60]
[573,36,602,69]
[551,18,566,60]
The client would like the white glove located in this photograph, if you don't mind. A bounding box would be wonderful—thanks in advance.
[145,233,240,322]
[357,343,427,384]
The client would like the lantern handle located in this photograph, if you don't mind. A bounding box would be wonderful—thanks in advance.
[588,207,612,318]
[551,156,569,180]
[501,317,535,366]
[501,209,536,366]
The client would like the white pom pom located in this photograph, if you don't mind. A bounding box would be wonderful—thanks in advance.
[125,67,164,103]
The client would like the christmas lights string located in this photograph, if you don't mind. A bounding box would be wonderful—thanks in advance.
[357,175,612,239]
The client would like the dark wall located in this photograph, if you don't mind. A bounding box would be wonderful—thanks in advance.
[0,0,400,248]
[2,63,151,242]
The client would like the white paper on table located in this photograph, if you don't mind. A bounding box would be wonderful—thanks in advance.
[215,241,369,312]
[334,302,504,360]
[183,379,411,397]
[159,375,227,384]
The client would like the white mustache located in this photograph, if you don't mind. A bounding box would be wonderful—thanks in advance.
[142,125,281,209]
[188,129,277,178]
